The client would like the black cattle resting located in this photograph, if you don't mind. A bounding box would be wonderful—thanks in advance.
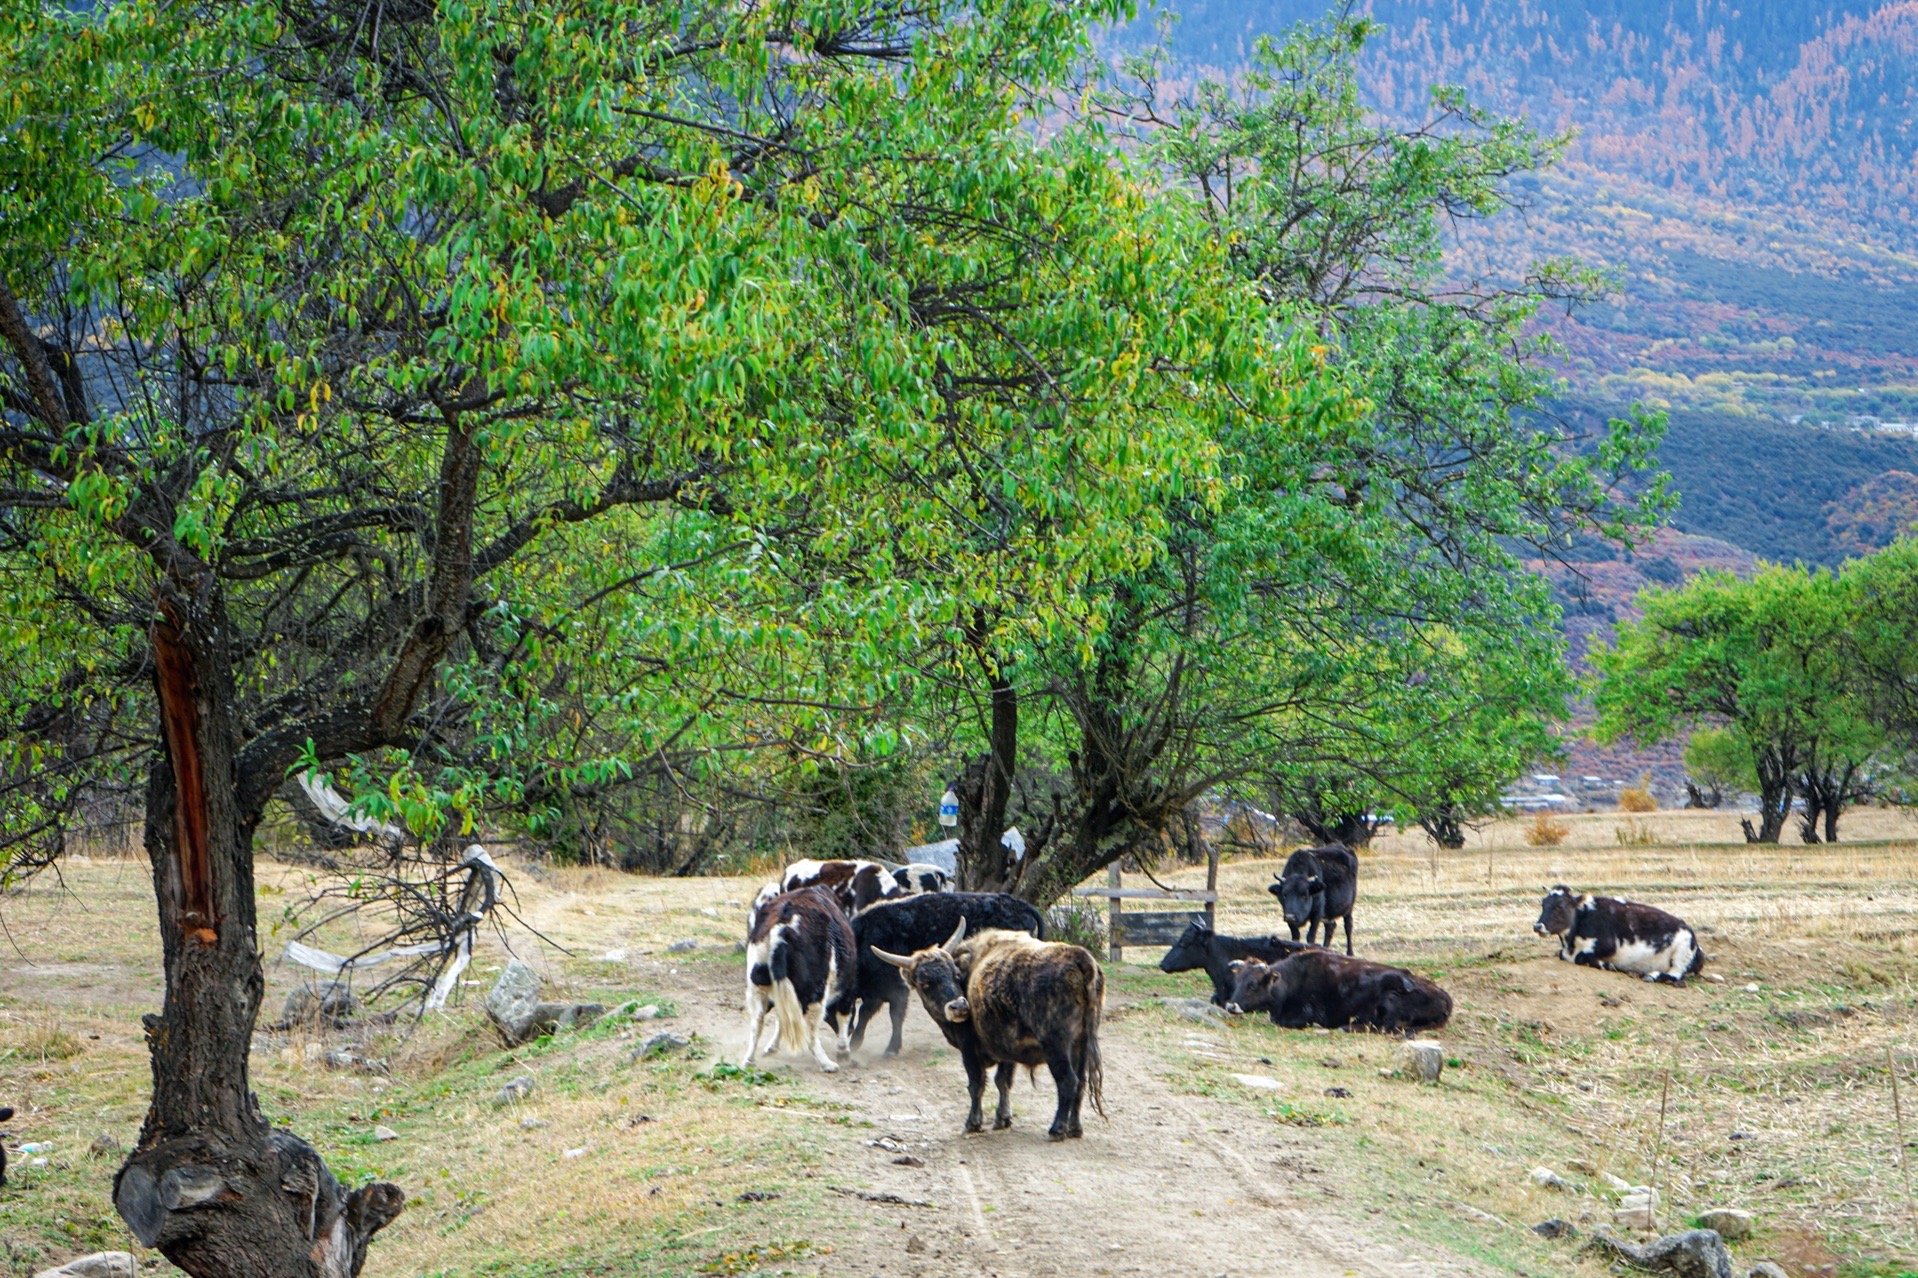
[874,923,1105,1140]
[851,892,1045,1055]
[741,886,858,1072]
[1226,949,1453,1033]
[1158,914,1314,1006]
[1268,845,1359,953]
[1533,885,1706,984]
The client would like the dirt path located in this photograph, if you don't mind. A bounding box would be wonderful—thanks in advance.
[640,951,1488,1278]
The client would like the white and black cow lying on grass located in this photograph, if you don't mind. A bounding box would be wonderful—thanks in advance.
[751,857,951,926]
[741,886,857,1072]
[1533,885,1706,984]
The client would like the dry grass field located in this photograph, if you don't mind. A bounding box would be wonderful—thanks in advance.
[1,808,1916,1277]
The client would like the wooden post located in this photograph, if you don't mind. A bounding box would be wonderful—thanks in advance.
[1205,839,1219,927]
[1107,862,1123,963]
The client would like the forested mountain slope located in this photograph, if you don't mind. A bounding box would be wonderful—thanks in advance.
[1124,1,1918,566]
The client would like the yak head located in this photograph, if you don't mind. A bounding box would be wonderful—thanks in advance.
[1223,958,1276,1016]
[1270,858,1325,929]
[873,917,972,1022]
[1534,885,1578,938]
[1158,913,1213,975]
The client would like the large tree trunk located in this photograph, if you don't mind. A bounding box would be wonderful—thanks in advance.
[1743,778,1790,843]
[955,670,1019,893]
[114,606,401,1277]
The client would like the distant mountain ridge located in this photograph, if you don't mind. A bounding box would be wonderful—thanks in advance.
[1123,1,1918,566]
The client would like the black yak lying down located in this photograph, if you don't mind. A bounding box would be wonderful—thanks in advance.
[1158,914,1313,1006]
[1226,949,1452,1034]
[851,891,1045,1055]
[874,922,1104,1140]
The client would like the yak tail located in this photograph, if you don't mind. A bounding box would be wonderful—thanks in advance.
[768,929,807,1054]
[1082,978,1107,1121]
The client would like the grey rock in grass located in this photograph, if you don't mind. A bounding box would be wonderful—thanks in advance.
[627,1032,691,1064]
[1746,1265,1788,1278]
[86,1133,121,1159]
[1695,1208,1752,1241]
[1530,1166,1572,1190]
[1531,1219,1577,1240]
[372,1125,398,1142]
[1163,997,1224,1023]
[282,980,360,1029]
[491,1074,537,1106]
[1399,1040,1444,1084]
[666,938,700,953]
[534,1000,606,1034]
[1586,1225,1733,1278]
[30,1253,138,1278]
[485,961,545,1044]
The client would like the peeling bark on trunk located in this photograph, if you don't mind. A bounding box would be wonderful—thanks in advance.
[115,604,400,1277]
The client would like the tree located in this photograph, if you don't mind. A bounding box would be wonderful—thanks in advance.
[1592,565,1876,843]
[0,1,1174,1272]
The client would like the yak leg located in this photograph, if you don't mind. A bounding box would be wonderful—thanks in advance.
[1342,912,1354,956]
[804,1003,839,1072]
[883,991,909,1056]
[1287,921,1302,944]
[1045,1052,1082,1140]
[961,1046,988,1133]
[741,985,772,1067]
[992,1062,1017,1130]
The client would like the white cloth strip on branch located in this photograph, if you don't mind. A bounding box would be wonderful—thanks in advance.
[299,771,406,843]
[282,939,445,975]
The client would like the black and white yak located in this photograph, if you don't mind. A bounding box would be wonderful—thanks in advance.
[1533,885,1706,984]
[741,887,857,1072]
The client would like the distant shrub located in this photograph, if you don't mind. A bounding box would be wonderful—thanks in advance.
[1614,819,1663,847]
[1618,776,1659,813]
[1046,901,1108,960]
[1524,813,1572,847]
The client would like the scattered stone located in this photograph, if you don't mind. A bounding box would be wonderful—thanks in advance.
[1324,1087,1352,1099]
[541,1001,606,1033]
[864,1137,910,1153]
[1399,1040,1445,1085]
[1702,973,1725,983]
[1531,1167,1573,1191]
[1231,1074,1283,1091]
[630,1004,663,1022]
[1603,1172,1636,1192]
[1164,997,1224,1023]
[1747,1265,1789,1278]
[738,1190,780,1203]
[1532,1219,1577,1240]
[491,1074,537,1106]
[833,1187,934,1208]
[281,981,359,1029]
[666,938,700,953]
[30,1252,138,1278]
[562,1147,586,1159]
[1567,1158,1599,1175]
[1585,1225,1734,1278]
[905,1235,927,1255]
[1742,983,1761,993]
[301,1041,325,1064]
[701,908,720,917]
[893,1155,925,1167]
[520,1117,547,1130]
[1696,1209,1753,1241]
[484,961,546,1045]
[371,1125,398,1143]
[1320,1057,1343,1069]
[323,1046,389,1074]
[624,1114,654,1128]
[595,950,628,963]
[629,1031,691,1062]
[1617,1186,1661,1230]
[87,1134,121,1159]
[1460,1205,1506,1226]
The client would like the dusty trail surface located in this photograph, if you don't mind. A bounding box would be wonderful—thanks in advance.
[645,950,1486,1278]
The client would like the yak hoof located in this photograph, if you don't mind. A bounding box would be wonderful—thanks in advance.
[993,1116,1013,1131]
[964,1119,985,1134]
[1047,1129,1068,1142]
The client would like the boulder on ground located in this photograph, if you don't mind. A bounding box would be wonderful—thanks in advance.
[1531,1219,1577,1240]
[1585,1225,1733,1278]
[1530,1166,1572,1190]
[1399,1040,1444,1084]
[31,1253,138,1278]
[1163,997,1223,1023]
[86,1134,120,1159]
[1695,1208,1752,1241]
[282,980,359,1028]
[1746,1264,1788,1278]
[491,1074,537,1106]
[628,1032,691,1064]
[485,961,545,1044]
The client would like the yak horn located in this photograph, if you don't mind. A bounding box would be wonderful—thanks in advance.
[871,948,915,969]
[942,917,968,952]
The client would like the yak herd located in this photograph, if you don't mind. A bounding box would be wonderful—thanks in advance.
[737,849,1708,1141]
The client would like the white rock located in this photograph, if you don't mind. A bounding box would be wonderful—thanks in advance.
[1697,1207,1753,1240]
[520,1116,547,1130]
[1603,1172,1635,1192]
[1702,973,1725,983]
[301,1042,324,1063]
[595,950,628,963]
[1530,1167,1572,1190]
[1231,1074,1283,1090]
[631,1005,662,1021]
[1743,983,1761,992]
[700,908,719,917]
[27,1156,48,1168]
[666,938,699,953]
[562,1146,586,1159]
[1400,1040,1444,1084]
[1748,1263,1789,1278]
[372,1125,398,1142]
[30,1252,138,1278]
